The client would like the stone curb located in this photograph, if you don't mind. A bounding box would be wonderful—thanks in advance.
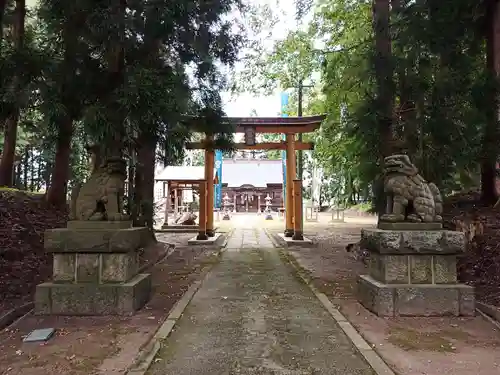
[0,302,34,330]
[126,247,225,375]
[264,229,282,248]
[476,302,500,330]
[281,248,396,375]
[137,243,175,275]
[217,230,233,248]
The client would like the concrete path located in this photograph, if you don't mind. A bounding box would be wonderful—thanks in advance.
[147,227,375,375]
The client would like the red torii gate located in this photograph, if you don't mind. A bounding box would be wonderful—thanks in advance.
[185,115,325,241]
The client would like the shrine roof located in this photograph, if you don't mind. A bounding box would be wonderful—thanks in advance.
[155,165,205,181]
[183,115,326,133]
[155,159,283,188]
[222,159,282,187]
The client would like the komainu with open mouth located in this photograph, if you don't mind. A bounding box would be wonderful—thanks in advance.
[71,145,129,222]
[381,154,442,223]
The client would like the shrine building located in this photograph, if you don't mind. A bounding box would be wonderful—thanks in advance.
[154,158,284,213]
[156,114,324,241]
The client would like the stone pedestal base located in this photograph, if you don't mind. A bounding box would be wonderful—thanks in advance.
[157,224,199,233]
[189,232,223,245]
[357,275,474,317]
[35,273,151,316]
[35,221,152,316]
[357,227,475,317]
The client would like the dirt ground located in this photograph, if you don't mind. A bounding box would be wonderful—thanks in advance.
[0,190,67,315]
[276,221,500,375]
[0,233,219,375]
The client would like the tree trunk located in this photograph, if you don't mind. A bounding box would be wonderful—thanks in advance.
[14,161,21,187]
[372,0,394,215]
[0,0,25,187]
[45,15,78,207]
[132,160,142,226]
[29,149,35,191]
[43,161,52,191]
[36,159,42,191]
[105,0,126,156]
[0,0,7,43]
[127,158,134,216]
[0,114,19,186]
[23,146,28,189]
[45,9,82,204]
[69,183,81,219]
[46,117,73,207]
[136,132,157,232]
[481,0,500,205]
[392,0,417,159]
[127,141,136,217]
[373,0,394,157]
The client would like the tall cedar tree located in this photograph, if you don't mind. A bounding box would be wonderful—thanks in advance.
[481,0,500,204]
[0,0,25,186]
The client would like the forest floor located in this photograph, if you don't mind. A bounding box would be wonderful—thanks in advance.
[0,189,67,314]
[443,191,500,307]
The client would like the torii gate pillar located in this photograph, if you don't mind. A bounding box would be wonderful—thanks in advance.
[284,133,297,237]
[205,135,215,237]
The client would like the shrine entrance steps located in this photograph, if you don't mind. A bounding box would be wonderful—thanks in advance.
[146,227,376,374]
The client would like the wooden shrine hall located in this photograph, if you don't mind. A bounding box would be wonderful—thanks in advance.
[157,159,284,214]
[185,114,325,241]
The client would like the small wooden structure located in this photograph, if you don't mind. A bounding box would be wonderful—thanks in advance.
[186,115,325,241]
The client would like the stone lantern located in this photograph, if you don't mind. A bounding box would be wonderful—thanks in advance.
[222,193,231,220]
[264,194,273,220]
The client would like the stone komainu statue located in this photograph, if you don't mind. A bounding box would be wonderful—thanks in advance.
[72,145,129,221]
[381,154,443,223]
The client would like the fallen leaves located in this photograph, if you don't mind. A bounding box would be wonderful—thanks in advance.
[0,190,67,311]
[444,191,500,306]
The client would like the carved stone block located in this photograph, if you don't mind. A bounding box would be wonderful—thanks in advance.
[360,228,466,255]
[53,254,75,283]
[369,254,408,284]
[101,252,138,283]
[409,255,433,284]
[357,227,474,317]
[433,255,458,284]
[76,254,100,283]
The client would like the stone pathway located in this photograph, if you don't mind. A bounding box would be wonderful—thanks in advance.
[147,227,375,375]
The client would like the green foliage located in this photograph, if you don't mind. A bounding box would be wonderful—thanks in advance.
[234,28,321,95]
[3,0,498,212]
[237,0,497,207]
[1,0,244,201]
[350,202,371,212]
[315,0,496,204]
